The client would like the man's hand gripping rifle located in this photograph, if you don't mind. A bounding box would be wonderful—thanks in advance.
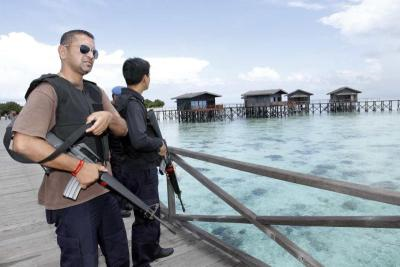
[46,129,175,234]
[147,110,185,212]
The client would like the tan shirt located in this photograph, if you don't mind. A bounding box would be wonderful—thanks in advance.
[13,82,118,210]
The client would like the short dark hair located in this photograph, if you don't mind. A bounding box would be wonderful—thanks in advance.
[60,29,95,45]
[122,58,150,85]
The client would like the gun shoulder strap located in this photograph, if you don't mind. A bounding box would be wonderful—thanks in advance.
[3,119,33,163]
[147,109,162,138]
[128,96,147,116]
[126,96,163,136]
[3,120,91,164]
[38,123,91,164]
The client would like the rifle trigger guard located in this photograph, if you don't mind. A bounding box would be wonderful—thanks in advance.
[144,203,159,220]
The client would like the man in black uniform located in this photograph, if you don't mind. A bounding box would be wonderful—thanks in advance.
[117,58,174,267]
[109,86,132,218]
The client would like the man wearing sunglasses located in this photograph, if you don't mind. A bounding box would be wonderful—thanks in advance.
[12,30,130,266]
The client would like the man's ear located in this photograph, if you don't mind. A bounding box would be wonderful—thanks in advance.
[141,75,148,84]
[58,45,67,60]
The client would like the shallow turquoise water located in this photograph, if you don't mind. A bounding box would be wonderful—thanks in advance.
[158,112,400,267]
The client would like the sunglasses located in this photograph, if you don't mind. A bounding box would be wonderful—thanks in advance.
[79,44,99,59]
[65,44,99,59]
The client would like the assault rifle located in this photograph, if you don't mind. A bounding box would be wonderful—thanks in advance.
[46,132,176,234]
[3,120,175,234]
[147,110,185,212]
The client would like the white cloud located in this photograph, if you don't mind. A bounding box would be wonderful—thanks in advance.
[287,72,320,83]
[0,32,59,103]
[285,59,382,88]
[320,0,400,36]
[146,57,210,85]
[193,77,225,87]
[238,67,281,81]
[333,58,382,83]
[85,49,127,91]
[288,1,325,10]
[88,55,212,94]
[0,32,214,102]
[239,58,381,90]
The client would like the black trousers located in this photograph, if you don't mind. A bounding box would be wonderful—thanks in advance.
[46,193,130,267]
[111,158,129,209]
[121,165,161,267]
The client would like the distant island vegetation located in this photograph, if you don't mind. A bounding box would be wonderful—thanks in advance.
[144,99,165,108]
[0,98,164,116]
[0,101,22,116]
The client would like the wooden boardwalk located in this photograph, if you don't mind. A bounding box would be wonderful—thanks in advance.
[0,121,244,267]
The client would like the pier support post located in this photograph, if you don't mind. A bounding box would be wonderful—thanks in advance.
[167,178,176,222]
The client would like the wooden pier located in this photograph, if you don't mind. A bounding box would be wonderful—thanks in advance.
[1,121,400,266]
[0,122,248,267]
[154,100,400,122]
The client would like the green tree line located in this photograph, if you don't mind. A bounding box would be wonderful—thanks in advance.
[0,99,163,116]
[0,102,23,116]
[144,99,165,108]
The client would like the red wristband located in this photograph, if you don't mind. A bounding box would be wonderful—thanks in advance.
[71,160,84,177]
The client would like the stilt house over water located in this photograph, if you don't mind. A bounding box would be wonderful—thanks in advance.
[171,91,222,110]
[242,89,287,107]
[328,87,362,102]
[287,89,313,104]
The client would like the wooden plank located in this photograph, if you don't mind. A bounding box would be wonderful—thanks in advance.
[169,147,400,206]
[154,240,237,267]
[177,220,269,267]
[0,210,45,231]
[0,221,50,242]
[0,246,60,267]
[0,229,57,261]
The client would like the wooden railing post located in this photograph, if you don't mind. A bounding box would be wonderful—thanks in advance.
[166,178,176,222]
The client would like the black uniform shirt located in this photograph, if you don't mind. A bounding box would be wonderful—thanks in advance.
[124,89,163,152]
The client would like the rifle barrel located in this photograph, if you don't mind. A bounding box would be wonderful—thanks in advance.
[100,172,176,234]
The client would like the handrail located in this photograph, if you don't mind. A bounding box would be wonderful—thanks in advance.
[173,214,400,228]
[164,146,400,266]
[169,147,400,206]
[172,154,324,267]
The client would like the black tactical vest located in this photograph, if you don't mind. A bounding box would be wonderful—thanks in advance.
[115,88,161,167]
[26,74,107,162]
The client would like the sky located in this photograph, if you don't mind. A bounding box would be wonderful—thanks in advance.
[1,0,400,107]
